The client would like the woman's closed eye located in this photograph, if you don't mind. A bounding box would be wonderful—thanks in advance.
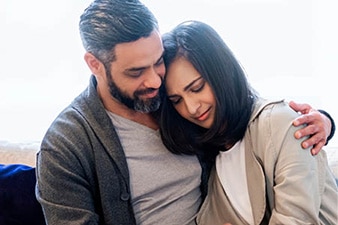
[168,78,206,105]
[191,79,205,93]
[168,96,182,105]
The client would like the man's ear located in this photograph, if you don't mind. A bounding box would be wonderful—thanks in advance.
[84,52,105,78]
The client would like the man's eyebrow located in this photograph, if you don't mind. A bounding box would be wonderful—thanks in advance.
[183,76,203,91]
[125,66,145,73]
[124,51,164,74]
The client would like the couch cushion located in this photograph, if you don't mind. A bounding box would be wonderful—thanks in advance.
[0,164,45,225]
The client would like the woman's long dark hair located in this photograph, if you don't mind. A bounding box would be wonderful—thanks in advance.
[160,21,257,156]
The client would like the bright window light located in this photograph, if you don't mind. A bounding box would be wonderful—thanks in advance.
[1,0,337,146]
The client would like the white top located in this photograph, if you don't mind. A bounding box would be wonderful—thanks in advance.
[216,140,254,224]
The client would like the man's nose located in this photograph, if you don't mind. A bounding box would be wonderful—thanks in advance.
[143,68,163,89]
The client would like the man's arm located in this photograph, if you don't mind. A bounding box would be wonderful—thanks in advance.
[289,100,336,155]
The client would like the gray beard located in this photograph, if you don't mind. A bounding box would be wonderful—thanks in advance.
[106,71,162,113]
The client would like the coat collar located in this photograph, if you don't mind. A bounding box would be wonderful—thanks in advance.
[75,75,130,184]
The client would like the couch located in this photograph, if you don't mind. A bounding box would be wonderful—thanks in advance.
[0,141,45,225]
[0,141,337,224]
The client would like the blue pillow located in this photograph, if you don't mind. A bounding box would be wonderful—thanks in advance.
[0,164,46,225]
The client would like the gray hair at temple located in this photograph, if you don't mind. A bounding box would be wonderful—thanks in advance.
[79,0,159,65]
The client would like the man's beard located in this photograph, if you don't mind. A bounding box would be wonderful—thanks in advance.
[106,71,162,113]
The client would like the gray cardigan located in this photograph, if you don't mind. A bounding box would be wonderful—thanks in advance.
[36,76,169,224]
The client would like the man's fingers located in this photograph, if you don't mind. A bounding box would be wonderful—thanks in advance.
[289,100,312,114]
[293,115,310,127]
[301,133,325,150]
[310,141,325,155]
[295,124,319,139]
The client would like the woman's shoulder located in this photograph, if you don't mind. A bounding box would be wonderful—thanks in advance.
[247,98,304,156]
[251,98,299,125]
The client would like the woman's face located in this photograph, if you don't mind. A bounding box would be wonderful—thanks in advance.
[165,57,216,129]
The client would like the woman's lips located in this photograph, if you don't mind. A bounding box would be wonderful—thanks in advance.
[196,107,211,121]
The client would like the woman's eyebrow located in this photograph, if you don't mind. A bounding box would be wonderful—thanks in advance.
[183,76,203,91]
[167,76,203,98]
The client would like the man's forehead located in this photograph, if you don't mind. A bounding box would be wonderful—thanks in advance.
[114,32,163,68]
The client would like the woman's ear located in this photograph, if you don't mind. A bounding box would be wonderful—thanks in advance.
[84,52,105,78]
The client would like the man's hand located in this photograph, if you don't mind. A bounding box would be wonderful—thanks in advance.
[289,100,331,155]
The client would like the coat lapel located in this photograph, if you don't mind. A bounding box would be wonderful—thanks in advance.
[244,110,269,224]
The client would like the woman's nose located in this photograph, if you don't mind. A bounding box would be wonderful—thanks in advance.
[184,98,201,115]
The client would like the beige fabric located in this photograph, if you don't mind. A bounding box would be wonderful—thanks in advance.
[197,99,338,225]
[0,141,40,167]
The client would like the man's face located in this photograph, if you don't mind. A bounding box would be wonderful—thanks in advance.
[106,30,165,113]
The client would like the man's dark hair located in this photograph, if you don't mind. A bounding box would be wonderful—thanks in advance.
[79,0,159,64]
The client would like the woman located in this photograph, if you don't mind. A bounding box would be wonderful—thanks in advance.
[160,20,337,224]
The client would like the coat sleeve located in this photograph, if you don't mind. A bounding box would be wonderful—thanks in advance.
[264,102,337,224]
[35,110,100,225]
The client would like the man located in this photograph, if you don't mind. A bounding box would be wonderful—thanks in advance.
[35,0,335,224]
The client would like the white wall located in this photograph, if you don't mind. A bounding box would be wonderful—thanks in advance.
[1,0,337,146]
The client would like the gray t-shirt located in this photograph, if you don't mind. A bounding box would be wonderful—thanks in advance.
[107,112,202,225]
